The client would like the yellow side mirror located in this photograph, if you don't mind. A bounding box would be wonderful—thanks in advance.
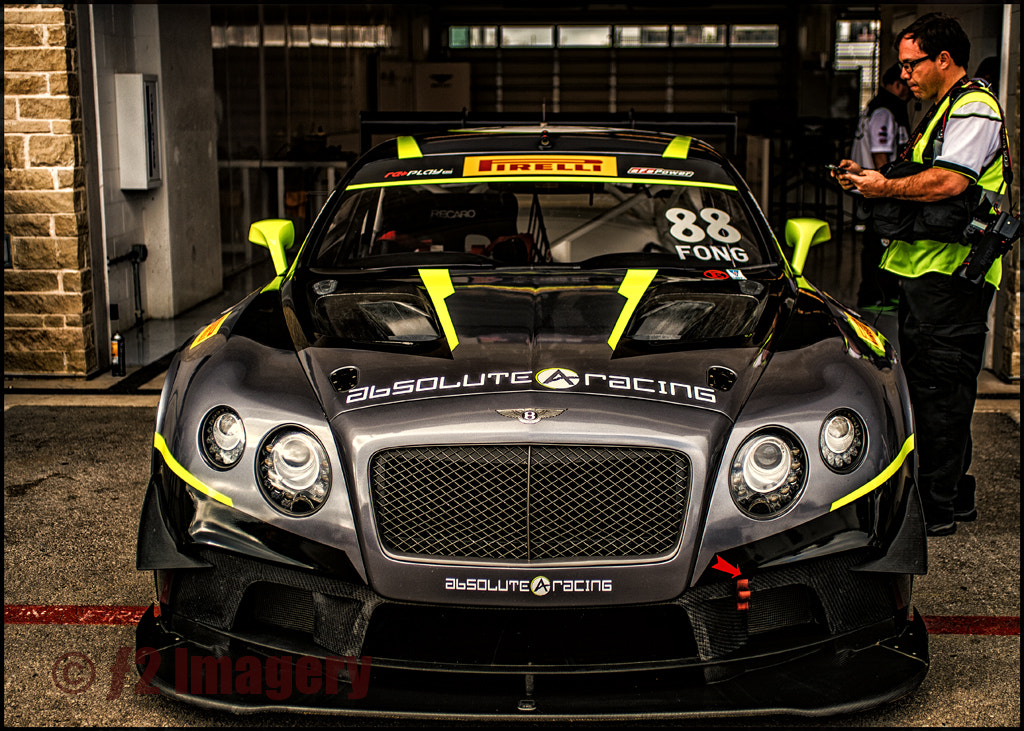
[248,219,296,276]
[783,218,831,287]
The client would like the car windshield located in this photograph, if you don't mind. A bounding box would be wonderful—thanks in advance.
[310,179,771,270]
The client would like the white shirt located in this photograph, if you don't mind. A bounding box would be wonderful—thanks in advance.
[851,106,909,170]
[933,99,1003,182]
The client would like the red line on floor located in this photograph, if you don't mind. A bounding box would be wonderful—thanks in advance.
[4,605,1020,635]
[924,614,1020,636]
[4,605,146,626]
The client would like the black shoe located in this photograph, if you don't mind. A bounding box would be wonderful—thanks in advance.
[953,475,976,522]
[926,521,957,537]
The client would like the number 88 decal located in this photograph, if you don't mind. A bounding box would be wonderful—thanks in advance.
[666,207,741,243]
[665,207,748,263]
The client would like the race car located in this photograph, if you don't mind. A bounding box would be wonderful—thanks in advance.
[136,124,929,718]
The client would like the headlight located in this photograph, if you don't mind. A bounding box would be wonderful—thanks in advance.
[730,429,805,518]
[200,406,245,469]
[257,427,331,515]
[819,409,866,473]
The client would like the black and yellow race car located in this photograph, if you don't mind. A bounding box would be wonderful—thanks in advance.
[136,124,928,718]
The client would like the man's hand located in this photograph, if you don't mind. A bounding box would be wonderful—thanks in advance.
[832,159,862,191]
[844,166,969,202]
[843,169,889,198]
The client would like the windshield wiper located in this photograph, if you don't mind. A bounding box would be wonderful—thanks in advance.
[347,252,503,270]
[576,252,695,270]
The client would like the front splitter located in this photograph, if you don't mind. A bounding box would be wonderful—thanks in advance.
[136,605,929,719]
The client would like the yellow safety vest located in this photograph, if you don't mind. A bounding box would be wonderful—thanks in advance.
[880,88,1007,288]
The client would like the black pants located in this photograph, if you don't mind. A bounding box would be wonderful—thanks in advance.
[898,273,994,524]
[857,218,900,307]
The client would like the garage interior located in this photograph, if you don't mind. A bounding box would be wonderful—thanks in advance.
[3,3,1020,380]
[206,3,1022,382]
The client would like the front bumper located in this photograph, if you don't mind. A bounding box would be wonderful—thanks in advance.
[136,546,928,718]
[137,605,927,718]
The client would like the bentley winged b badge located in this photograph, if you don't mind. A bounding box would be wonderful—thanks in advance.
[496,408,566,424]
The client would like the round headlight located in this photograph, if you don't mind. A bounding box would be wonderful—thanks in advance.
[819,409,866,473]
[257,427,331,515]
[743,436,792,493]
[200,406,246,469]
[730,429,805,518]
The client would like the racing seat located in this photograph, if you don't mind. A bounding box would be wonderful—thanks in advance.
[426,192,520,254]
[375,190,522,258]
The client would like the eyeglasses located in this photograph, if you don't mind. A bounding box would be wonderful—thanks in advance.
[899,55,934,73]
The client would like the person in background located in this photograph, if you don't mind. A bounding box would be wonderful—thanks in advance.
[974,55,999,93]
[834,13,1011,537]
[849,63,911,311]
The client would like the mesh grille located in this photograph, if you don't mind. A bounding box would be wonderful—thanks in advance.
[371,445,689,561]
[238,583,316,634]
[747,585,821,635]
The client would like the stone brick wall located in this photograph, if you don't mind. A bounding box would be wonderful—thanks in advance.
[4,4,95,375]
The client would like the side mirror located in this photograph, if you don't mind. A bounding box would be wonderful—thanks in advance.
[248,219,295,276]
[784,218,831,286]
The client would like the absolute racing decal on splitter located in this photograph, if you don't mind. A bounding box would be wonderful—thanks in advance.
[344,367,717,405]
[444,576,613,595]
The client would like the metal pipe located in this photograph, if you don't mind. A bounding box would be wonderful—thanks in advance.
[107,244,147,327]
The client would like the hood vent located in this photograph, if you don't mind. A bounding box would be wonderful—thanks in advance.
[329,366,359,392]
[707,365,737,392]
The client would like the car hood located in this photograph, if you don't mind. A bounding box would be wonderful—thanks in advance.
[288,270,799,422]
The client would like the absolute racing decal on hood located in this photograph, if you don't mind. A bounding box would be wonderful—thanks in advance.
[344,366,717,406]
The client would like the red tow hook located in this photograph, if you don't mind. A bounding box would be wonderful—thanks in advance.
[736,578,750,611]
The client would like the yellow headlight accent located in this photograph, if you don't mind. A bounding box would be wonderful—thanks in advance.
[154,432,234,507]
[829,434,914,511]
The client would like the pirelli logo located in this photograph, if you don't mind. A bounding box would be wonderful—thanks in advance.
[463,155,617,177]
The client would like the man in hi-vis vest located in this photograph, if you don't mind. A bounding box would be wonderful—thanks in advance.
[835,13,1012,537]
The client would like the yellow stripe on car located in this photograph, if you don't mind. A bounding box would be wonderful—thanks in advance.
[419,268,460,352]
[260,275,284,293]
[829,434,915,512]
[662,135,692,159]
[396,136,423,159]
[845,313,887,357]
[153,432,234,507]
[608,269,658,350]
[190,311,231,349]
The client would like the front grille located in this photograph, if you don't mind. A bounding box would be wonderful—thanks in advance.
[370,445,690,561]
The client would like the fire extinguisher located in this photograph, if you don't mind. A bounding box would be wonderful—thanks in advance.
[111,331,126,377]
